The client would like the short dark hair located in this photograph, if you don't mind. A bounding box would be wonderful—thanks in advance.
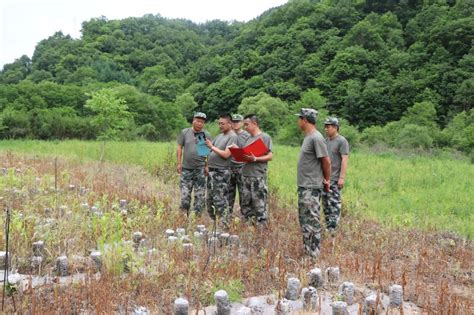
[219,113,232,122]
[325,123,340,131]
[244,114,259,125]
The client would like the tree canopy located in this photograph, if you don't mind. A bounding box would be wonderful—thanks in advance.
[0,0,472,153]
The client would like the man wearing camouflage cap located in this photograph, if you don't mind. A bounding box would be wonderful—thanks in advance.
[296,108,331,258]
[323,117,349,233]
[176,112,211,215]
[228,114,250,213]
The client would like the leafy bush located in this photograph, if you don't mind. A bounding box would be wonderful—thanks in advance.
[395,124,433,149]
[135,123,158,141]
[440,109,474,154]
[238,92,289,136]
[339,120,360,148]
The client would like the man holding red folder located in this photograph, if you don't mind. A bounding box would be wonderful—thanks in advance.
[228,114,250,213]
[237,114,273,225]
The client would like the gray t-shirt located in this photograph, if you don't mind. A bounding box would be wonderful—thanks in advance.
[231,130,250,166]
[241,133,272,177]
[297,130,328,188]
[326,135,349,183]
[177,128,211,169]
[208,131,237,169]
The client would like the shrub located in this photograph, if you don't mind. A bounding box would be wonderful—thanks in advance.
[395,124,433,149]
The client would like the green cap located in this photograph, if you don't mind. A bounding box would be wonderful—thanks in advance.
[193,112,207,121]
[231,114,244,122]
[324,117,340,126]
[295,108,318,124]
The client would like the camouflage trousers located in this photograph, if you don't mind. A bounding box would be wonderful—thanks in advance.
[297,187,322,258]
[241,176,268,224]
[228,164,244,214]
[180,168,206,214]
[207,168,231,227]
[321,183,341,230]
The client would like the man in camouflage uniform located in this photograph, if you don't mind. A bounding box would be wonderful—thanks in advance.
[205,114,236,228]
[239,114,273,225]
[296,108,331,258]
[322,117,349,232]
[177,112,211,215]
[228,114,250,214]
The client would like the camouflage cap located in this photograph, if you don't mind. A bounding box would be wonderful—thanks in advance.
[295,108,318,124]
[231,114,244,122]
[324,117,340,126]
[193,112,207,121]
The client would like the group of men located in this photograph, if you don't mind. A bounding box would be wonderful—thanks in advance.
[176,108,349,257]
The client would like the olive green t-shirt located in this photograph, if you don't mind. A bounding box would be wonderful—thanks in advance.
[241,133,272,177]
[326,135,349,183]
[208,131,237,169]
[297,130,328,188]
[230,130,250,166]
[177,128,211,169]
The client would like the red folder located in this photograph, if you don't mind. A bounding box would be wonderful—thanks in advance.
[229,137,269,163]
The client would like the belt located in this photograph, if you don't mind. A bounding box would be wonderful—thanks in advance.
[208,167,226,172]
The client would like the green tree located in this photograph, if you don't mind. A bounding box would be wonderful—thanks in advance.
[175,93,198,120]
[0,107,31,138]
[110,84,186,140]
[238,92,288,136]
[400,101,438,129]
[454,78,474,112]
[278,88,330,146]
[85,88,133,160]
[441,109,474,154]
[395,124,433,150]
[0,55,31,83]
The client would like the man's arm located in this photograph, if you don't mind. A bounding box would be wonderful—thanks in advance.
[253,135,272,162]
[206,139,232,159]
[320,156,331,192]
[212,146,232,159]
[254,151,272,162]
[338,155,349,189]
[176,144,183,174]
[242,150,273,162]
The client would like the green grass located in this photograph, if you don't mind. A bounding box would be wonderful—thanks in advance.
[0,139,175,171]
[1,139,472,238]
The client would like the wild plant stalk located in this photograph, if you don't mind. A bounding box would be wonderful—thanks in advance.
[2,207,10,311]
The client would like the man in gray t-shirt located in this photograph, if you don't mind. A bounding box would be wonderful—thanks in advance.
[237,114,273,225]
[205,114,236,228]
[177,112,211,215]
[295,108,331,259]
[228,114,250,213]
[322,117,349,232]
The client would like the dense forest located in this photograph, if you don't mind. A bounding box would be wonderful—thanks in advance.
[0,0,472,154]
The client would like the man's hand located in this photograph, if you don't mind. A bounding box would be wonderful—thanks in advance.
[205,139,213,149]
[338,178,345,189]
[323,179,330,193]
[242,152,257,163]
[177,163,182,174]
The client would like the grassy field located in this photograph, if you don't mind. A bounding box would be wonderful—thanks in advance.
[0,139,472,238]
[0,140,472,313]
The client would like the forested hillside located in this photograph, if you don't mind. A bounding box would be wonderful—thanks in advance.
[0,0,472,153]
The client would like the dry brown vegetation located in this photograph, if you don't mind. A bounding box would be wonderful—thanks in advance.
[0,153,472,313]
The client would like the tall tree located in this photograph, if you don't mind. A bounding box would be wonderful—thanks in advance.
[85,89,133,161]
